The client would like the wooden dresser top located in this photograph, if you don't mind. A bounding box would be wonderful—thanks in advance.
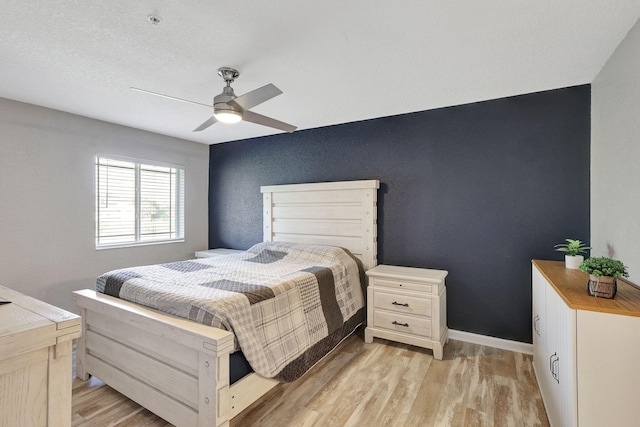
[532,259,640,317]
[0,285,80,336]
[0,285,81,360]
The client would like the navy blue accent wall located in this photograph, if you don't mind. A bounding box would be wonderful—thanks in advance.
[209,85,590,343]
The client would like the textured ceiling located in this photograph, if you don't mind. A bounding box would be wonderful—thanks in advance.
[1,1,639,145]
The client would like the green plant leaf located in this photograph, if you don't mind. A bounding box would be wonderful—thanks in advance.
[554,239,591,256]
[578,256,629,278]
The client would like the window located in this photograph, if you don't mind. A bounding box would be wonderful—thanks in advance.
[96,156,184,248]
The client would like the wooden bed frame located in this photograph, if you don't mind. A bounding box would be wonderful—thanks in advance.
[73,179,379,427]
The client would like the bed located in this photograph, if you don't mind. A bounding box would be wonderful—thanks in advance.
[72,179,379,427]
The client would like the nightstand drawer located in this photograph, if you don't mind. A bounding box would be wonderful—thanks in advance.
[369,277,432,294]
[373,290,432,317]
[373,311,432,338]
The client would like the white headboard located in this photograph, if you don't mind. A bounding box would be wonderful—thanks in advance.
[260,180,380,269]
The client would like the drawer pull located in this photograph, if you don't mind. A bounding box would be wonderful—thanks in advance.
[392,301,409,307]
[392,321,409,327]
[549,352,559,384]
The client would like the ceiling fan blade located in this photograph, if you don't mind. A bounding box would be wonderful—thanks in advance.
[130,87,211,108]
[193,115,218,132]
[243,110,296,133]
[230,84,282,111]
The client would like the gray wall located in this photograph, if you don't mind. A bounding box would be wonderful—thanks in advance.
[0,98,209,311]
[592,18,640,283]
[209,86,591,344]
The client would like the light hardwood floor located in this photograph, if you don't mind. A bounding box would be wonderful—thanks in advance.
[71,328,549,426]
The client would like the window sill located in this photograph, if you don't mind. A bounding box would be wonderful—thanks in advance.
[96,239,185,250]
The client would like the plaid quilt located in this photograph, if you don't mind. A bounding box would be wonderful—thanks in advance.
[96,242,366,381]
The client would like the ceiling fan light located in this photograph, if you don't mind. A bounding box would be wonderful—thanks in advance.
[214,109,242,124]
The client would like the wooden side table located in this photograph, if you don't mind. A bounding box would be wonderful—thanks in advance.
[0,286,81,427]
[364,265,448,360]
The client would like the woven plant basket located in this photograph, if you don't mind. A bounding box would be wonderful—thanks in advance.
[587,274,617,299]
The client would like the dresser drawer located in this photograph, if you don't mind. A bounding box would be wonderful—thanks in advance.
[369,277,432,294]
[373,310,432,338]
[373,290,432,317]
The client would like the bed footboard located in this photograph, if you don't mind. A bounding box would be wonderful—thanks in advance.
[72,289,235,427]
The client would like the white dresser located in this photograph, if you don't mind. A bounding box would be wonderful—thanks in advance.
[0,286,81,427]
[364,264,448,360]
[532,260,640,427]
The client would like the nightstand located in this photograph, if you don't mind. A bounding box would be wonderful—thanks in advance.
[364,264,448,360]
[194,248,244,258]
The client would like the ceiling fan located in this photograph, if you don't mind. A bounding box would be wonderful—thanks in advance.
[130,67,296,133]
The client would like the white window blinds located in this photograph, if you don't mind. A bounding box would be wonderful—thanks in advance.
[96,157,184,248]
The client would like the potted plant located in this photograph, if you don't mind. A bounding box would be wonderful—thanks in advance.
[578,256,629,299]
[554,239,591,269]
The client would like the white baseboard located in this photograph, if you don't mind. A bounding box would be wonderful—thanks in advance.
[448,329,533,355]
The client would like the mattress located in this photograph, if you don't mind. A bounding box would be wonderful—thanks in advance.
[96,241,366,382]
